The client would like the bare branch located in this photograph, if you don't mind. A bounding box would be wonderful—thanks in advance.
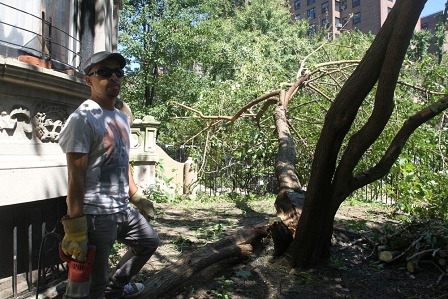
[182,120,223,145]
[333,0,426,199]
[306,83,333,103]
[398,80,446,96]
[297,43,327,79]
[231,90,281,122]
[173,102,233,121]
[255,98,278,126]
[173,90,281,123]
[285,74,310,108]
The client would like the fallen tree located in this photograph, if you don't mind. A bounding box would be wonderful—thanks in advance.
[133,0,448,296]
[135,227,268,299]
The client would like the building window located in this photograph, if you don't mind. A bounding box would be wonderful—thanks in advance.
[307,24,317,36]
[295,14,302,20]
[294,0,300,10]
[421,22,428,30]
[307,0,315,5]
[322,18,329,28]
[340,1,347,11]
[307,7,316,20]
[352,0,360,7]
[335,17,342,29]
[353,12,361,24]
[322,2,329,14]
[335,1,340,11]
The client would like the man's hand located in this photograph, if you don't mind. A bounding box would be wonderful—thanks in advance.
[130,189,155,222]
[61,215,88,261]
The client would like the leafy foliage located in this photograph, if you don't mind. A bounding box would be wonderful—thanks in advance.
[119,0,448,221]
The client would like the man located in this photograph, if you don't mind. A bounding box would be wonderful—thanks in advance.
[59,51,159,299]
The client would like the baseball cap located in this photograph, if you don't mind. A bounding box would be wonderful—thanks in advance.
[83,51,126,74]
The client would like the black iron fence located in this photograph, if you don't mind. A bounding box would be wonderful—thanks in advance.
[0,197,67,299]
[160,143,446,205]
[158,143,280,196]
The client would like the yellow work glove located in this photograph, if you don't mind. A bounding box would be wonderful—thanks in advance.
[130,190,155,222]
[61,215,88,261]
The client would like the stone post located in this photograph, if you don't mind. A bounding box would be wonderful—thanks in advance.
[183,156,196,195]
[129,115,160,188]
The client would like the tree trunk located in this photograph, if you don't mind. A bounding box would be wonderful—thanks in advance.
[273,90,302,191]
[135,227,268,299]
[286,0,427,268]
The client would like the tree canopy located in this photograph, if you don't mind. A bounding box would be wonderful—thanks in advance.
[119,0,448,270]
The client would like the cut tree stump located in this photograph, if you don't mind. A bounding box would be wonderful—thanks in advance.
[269,218,293,256]
[134,227,268,299]
[379,250,402,262]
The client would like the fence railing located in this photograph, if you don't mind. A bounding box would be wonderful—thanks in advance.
[158,144,280,196]
[0,2,82,72]
[0,198,67,299]
[159,143,446,206]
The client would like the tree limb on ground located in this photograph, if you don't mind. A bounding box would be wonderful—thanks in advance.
[135,227,268,299]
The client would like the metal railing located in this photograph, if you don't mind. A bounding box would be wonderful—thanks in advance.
[0,2,82,72]
[160,143,445,205]
[0,197,67,299]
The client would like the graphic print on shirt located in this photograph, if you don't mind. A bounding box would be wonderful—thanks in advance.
[99,117,129,195]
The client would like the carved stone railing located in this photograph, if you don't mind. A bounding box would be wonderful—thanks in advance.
[0,57,88,206]
[131,116,197,195]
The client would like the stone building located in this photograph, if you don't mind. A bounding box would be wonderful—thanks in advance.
[0,1,194,297]
[420,10,448,54]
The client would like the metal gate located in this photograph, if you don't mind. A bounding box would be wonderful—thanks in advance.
[0,197,67,299]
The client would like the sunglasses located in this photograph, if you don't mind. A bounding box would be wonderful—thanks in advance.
[87,68,124,78]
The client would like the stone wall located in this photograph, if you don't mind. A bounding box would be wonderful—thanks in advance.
[0,57,88,206]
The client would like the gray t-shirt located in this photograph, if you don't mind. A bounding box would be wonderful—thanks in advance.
[59,99,131,214]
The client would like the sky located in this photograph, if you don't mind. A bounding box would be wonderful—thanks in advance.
[421,0,445,17]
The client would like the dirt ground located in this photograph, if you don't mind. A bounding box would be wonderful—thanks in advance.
[35,196,448,299]
[129,197,448,299]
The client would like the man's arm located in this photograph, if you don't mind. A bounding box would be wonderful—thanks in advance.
[66,152,88,217]
[61,152,89,261]
[128,165,138,197]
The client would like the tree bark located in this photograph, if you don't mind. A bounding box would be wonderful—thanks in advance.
[135,227,268,299]
[274,91,302,191]
[273,74,309,192]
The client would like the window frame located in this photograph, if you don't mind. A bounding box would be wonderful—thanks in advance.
[353,12,361,24]
[307,24,317,36]
[321,2,329,14]
[307,7,316,20]
[335,17,342,29]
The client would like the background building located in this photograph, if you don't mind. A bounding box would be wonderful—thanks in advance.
[420,11,448,54]
[289,0,397,38]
